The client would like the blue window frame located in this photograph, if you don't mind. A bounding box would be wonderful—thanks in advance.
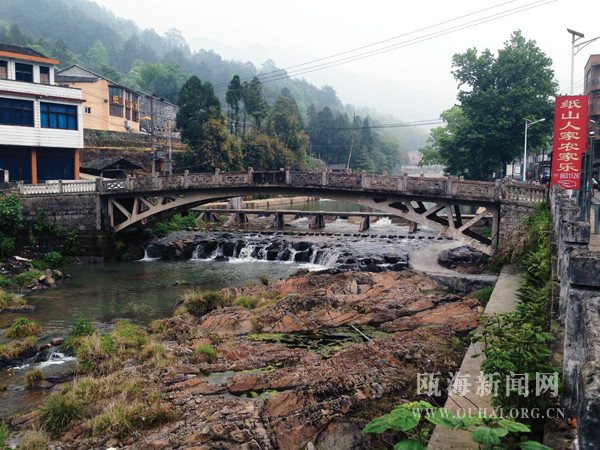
[40,102,78,130]
[0,98,34,126]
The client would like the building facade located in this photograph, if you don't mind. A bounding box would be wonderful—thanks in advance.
[55,65,140,133]
[0,43,84,183]
[585,55,600,172]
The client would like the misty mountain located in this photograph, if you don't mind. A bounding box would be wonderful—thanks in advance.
[0,0,428,153]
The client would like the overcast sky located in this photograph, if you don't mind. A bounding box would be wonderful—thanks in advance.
[92,0,599,123]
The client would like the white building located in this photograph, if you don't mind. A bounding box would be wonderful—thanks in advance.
[0,43,84,183]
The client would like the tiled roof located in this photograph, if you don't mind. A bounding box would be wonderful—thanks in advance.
[80,156,143,171]
[0,42,46,58]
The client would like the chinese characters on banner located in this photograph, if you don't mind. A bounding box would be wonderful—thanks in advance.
[551,95,589,189]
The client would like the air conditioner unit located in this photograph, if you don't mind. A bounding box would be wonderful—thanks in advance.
[124,120,130,129]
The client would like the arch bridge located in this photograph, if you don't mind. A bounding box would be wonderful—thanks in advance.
[98,170,546,255]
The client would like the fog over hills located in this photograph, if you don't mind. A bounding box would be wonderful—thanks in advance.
[189,36,448,127]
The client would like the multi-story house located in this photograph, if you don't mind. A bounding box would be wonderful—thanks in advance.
[0,43,84,183]
[585,55,600,172]
[55,64,140,133]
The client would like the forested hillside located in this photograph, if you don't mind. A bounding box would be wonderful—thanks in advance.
[0,0,427,172]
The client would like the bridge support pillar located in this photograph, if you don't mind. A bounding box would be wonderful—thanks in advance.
[309,214,325,229]
[200,211,220,223]
[408,221,418,233]
[276,212,285,229]
[359,216,370,232]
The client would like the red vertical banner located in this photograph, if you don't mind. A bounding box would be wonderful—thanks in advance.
[551,95,589,189]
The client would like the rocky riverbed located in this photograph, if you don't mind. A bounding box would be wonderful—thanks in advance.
[9,267,487,450]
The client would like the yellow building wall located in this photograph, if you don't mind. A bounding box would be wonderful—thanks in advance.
[64,80,140,133]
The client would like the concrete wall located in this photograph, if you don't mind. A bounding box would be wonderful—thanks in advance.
[550,186,600,449]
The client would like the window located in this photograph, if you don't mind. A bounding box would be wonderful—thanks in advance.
[40,102,78,130]
[109,86,123,117]
[40,66,50,84]
[0,98,34,126]
[131,94,139,122]
[0,61,7,80]
[15,63,33,82]
[85,107,91,114]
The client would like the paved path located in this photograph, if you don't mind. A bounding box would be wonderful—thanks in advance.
[427,264,522,449]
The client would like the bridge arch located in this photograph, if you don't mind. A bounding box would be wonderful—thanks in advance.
[97,170,547,255]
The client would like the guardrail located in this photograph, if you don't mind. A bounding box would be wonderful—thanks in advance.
[16,170,546,204]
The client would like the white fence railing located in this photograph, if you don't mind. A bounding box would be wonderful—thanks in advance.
[19,180,97,195]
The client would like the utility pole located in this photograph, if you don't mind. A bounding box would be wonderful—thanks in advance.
[149,94,155,176]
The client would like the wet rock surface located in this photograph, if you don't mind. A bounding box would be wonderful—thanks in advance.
[151,230,446,272]
[25,269,485,450]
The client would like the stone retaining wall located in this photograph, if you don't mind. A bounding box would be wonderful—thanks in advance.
[19,192,102,232]
[550,187,600,449]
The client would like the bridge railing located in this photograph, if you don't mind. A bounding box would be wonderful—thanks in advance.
[19,180,96,195]
[17,170,543,205]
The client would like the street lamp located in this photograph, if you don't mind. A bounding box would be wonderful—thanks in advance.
[568,28,600,95]
[523,118,546,181]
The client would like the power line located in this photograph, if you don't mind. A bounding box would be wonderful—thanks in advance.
[213,0,555,93]
[213,0,523,90]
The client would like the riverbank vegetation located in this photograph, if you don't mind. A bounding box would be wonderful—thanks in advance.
[363,202,555,449]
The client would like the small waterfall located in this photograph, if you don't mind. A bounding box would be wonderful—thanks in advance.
[38,352,75,368]
[208,245,224,260]
[315,248,340,268]
[138,244,161,261]
[229,244,257,264]
[191,245,200,260]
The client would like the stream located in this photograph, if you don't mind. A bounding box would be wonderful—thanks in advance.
[0,199,445,420]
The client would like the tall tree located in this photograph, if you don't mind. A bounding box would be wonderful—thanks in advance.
[177,76,240,171]
[225,75,242,137]
[421,31,557,180]
[241,77,268,132]
[86,40,109,72]
[134,62,188,104]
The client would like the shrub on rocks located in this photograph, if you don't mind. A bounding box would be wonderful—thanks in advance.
[24,368,44,388]
[5,317,42,339]
[193,344,217,363]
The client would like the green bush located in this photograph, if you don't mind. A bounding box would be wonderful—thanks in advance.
[64,313,96,350]
[5,317,42,339]
[0,275,9,289]
[43,251,63,268]
[61,230,82,256]
[38,393,85,435]
[0,236,15,258]
[193,344,217,363]
[0,193,23,237]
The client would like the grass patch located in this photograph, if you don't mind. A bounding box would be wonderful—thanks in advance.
[75,320,148,374]
[0,336,37,359]
[471,286,495,305]
[174,289,230,317]
[236,296,260,309]
[25,368,44,388]
[193,344,217,363]
[13,270,43,286]
[38,393,86,435]
[18,429,50,450]
[0,275,10,289]
[84,400,176,439]
[64,313,96,350]
[5,317,42,339]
